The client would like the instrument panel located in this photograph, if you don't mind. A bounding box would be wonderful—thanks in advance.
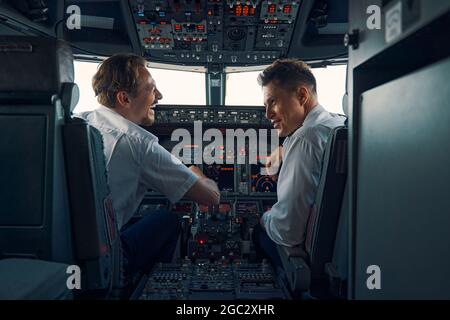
[138,198,277,260]
[149,105,280,196]
[137,104,283,300]
[141,259,288,300]
[129,0,301,66]
[138,198,287,300]
[154,105,270,126]
[154,142,279,195]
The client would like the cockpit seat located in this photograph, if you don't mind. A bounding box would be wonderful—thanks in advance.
[0,258,71,300]
[0,36,121,299]
[277,124,348,298]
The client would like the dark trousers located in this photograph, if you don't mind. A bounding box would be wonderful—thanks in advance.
[120,209,180,277]
[252,223,284,274]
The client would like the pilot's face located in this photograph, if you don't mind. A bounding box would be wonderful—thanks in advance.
[263,81,306,137]
[129,67,163,126]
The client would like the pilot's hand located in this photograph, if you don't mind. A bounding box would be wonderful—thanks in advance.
[189,165,205,178]
[265,146,282,176]
[185,166,220,206]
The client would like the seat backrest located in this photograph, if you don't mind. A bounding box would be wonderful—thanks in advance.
[62,117,123,294]
[0,36,75,263]
[0,36,121,296]
[276,125,348,297]
[304,126,348,287]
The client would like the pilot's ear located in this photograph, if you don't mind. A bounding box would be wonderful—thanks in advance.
[296,86,309,105]
[116,90,130,108]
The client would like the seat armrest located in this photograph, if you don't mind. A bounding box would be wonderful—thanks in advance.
[277,245,311,293]
[288,256,311,292]
[279,245,308,259]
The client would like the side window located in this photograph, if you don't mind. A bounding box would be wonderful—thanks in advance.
[312,65,347,114]
[73,61,101,113]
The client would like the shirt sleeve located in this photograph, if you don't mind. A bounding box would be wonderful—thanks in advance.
[262,131,324,247]
[139,140,199,203]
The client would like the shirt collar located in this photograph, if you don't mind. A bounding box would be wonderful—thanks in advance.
[97,104,142,132]
[302,104,326,128]
[284,104,324,140]
[98,104,122,119]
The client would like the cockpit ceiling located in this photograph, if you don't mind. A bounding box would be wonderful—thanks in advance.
[0,0,348,68]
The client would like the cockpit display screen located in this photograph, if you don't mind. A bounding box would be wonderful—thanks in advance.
[203,164,235,192]
[250,164,277,193]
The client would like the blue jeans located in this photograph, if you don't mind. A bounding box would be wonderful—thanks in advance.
[252,223,284,274]
[120,209,180,277]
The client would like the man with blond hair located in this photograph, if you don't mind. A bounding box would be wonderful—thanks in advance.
[78,53,220,278]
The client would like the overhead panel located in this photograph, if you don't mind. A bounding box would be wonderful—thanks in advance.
[129,0,301,66]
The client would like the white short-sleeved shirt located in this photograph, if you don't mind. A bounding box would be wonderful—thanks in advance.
[261,105,346,247]
[77,106,198,228]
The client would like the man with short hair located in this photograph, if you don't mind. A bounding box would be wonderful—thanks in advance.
[77,53,220,278]
[253,59,346,272]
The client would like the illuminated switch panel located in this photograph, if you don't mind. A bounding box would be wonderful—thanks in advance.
[171,20,207,41]
[137,20,174,50]
[260,0,300,23]
[225,0,260,7]
[229,4,257,17]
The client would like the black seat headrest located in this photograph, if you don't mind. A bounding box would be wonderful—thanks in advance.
[0,36,74,96]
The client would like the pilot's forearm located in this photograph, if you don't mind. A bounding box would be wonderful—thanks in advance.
[203,178,220,200]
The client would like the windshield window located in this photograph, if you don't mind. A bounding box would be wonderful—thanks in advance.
[73,61,206,113]
[225,65,347,114]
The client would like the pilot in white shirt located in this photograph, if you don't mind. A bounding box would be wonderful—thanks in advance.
[253,59,345,272]
[261,104,345,247]
[78,105,198,229]
[77,53,219,277]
